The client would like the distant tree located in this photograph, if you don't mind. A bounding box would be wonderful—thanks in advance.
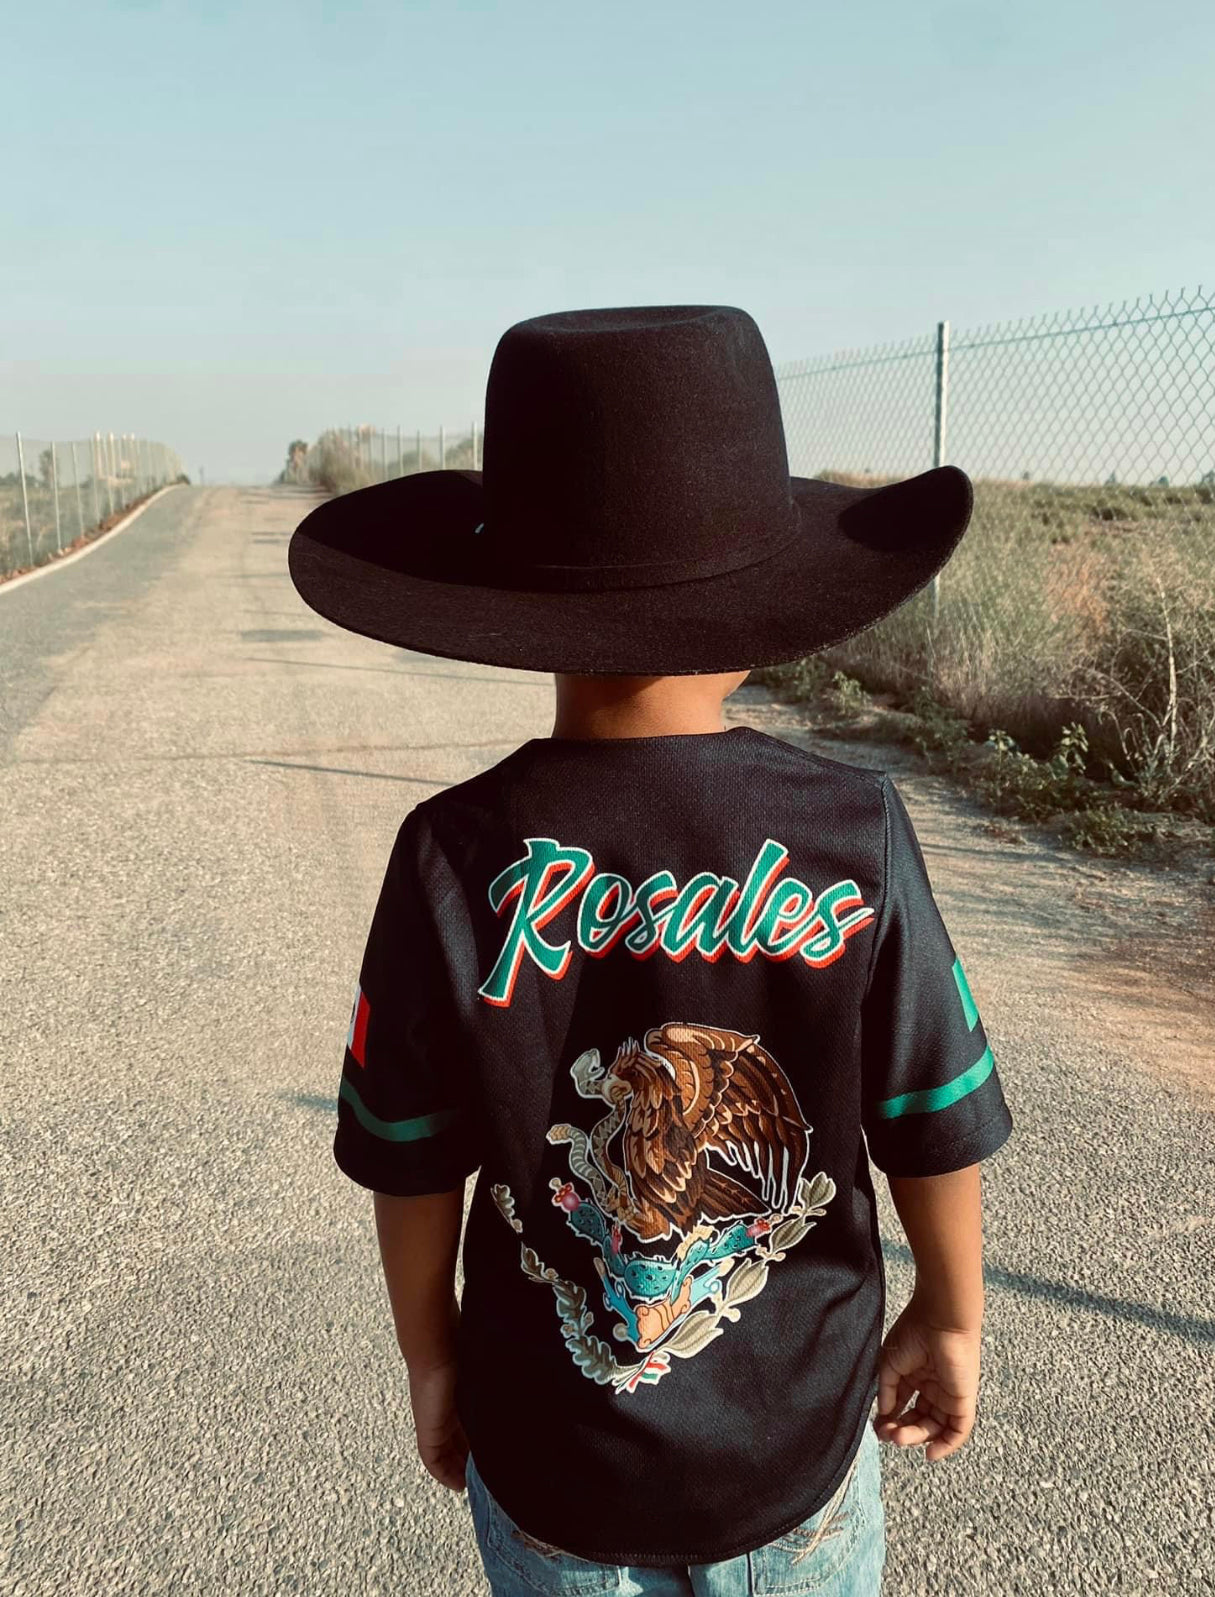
[1020,471,1031,481]
[39,446,55,488]
[1154,475,1169,487]
[1104,472,1118,487]
[1200,469,1215,486]
[279,439,310,484]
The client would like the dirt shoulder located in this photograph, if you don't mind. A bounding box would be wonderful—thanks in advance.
[727,681,1215,1111]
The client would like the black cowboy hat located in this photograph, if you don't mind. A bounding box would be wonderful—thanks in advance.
[287,305,972,676]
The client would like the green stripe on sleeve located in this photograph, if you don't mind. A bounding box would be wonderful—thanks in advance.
[339,1077,459,1143]
[875,1044,995,1120]
[952,956,980,1030]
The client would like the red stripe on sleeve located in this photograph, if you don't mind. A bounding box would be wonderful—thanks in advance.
[348,985,371,1067]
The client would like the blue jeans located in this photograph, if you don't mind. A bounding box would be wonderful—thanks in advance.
[465,1423,885,1596]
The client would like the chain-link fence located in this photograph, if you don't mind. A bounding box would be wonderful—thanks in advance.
[0,432,185,581]
[775,286,1215,815]
[282,423,479,494]
[292,292,1213,812]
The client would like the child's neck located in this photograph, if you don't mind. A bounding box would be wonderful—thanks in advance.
[550,674,734,741]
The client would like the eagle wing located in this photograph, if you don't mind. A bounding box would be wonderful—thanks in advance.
[698,1028,812,1212]
[623,1023,811,1234]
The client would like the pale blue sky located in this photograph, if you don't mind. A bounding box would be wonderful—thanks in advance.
[3,0,1213,483]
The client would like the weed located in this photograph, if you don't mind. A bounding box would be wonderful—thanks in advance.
[973,723,1095,821]
[829,671,869,717]
[1057,804,1161,857]
[752,656,833,702]
[905,687,972,765]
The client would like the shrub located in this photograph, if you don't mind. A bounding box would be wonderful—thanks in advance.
[1071,557,1215,822]
[304,429,375,497]
[828,671,869,717]
[752,656,833,702]
[973,723,1094,821]
[905,687,971,764]
[1057,803,1160,857]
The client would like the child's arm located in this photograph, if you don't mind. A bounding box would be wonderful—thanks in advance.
[875,1163,984,1462]
[858,779,1012,1461]
[373,1186,469,1491]
[889,1163,984,1328]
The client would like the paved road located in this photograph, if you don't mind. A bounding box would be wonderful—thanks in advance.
[2,486,1211,1596]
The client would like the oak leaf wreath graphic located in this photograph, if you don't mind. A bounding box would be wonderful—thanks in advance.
[491,1021,836,1395]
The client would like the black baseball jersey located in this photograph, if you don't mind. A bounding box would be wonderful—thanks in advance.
[333,725,1013,1567]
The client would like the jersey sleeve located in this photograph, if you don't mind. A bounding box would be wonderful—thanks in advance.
[333,807,483,1197]
[859,776,1013,1177]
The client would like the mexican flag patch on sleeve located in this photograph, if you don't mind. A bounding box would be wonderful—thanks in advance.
[347,982,370,1067]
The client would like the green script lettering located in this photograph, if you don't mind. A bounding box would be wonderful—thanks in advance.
[479,838,594,1005]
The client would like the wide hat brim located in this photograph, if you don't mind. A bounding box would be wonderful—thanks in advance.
[287,464,972,676]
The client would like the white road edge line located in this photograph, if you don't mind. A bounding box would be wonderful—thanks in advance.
[0,483,184,597]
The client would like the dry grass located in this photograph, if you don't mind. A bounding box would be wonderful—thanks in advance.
[793,478,1215,823]
[296,428,477,496]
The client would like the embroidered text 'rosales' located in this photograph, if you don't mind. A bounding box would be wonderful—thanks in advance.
[478,836,876,1006]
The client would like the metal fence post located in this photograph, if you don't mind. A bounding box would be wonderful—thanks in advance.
[90,435,100,525]
[51,441,62,553]
[16,432,33,568]
[415,429,421,473]
[71,441,85,540]
[380,430,387,481]
[473,420,479,471]
[104,433,115,518]
[439,425,445,470]
[396,425,402,478]
[930,319,950,623]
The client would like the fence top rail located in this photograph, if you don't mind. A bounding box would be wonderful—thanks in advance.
[775,334,937,382]
[774,284,1214,382]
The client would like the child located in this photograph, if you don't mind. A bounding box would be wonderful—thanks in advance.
[289,304,1014,1595]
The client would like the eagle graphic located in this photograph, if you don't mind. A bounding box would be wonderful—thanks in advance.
[548,1021,812,1245]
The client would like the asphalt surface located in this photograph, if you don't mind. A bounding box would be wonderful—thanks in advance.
[1,485,1212,1597]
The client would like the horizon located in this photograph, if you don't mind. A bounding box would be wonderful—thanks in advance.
[3,0,1213,484]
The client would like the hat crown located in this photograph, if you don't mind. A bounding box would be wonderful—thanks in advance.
[481,305,796,584]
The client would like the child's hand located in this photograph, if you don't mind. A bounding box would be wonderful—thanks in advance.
[408,1359,469,1491]
[873,1301,981,1462]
